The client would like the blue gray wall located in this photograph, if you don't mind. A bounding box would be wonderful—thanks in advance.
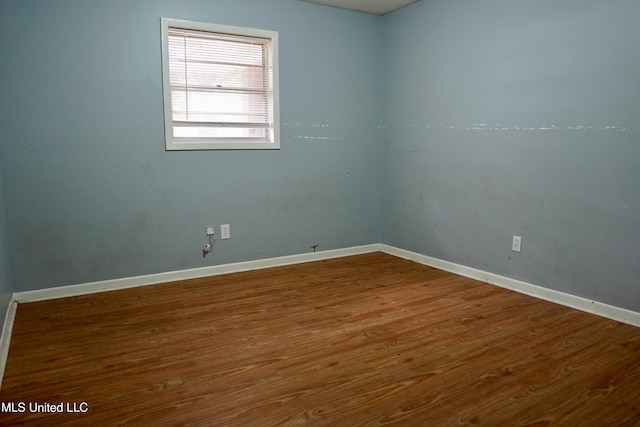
[382,0,640,311]
[0,163,13,326]
[1,0,638,316]
[0,0,382,292]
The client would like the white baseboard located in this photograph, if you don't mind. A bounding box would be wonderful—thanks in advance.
[379,244,640,329]
[11,243,640,328]
[0,297,18,390]
[14,244,382,303]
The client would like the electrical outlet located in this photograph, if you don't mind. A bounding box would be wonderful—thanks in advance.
[206,226,215,236]
[512,235,522,252]
[220,224,231,240]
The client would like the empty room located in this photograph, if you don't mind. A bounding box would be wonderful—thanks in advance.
[0,0,639,425]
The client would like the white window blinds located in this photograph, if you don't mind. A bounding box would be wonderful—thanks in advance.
[161,19,279,150]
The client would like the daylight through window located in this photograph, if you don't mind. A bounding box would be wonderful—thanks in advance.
[161,18,279,150]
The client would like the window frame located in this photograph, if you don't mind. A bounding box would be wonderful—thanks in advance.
[161,18,280,151]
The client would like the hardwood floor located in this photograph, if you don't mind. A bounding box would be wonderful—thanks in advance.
[1,252,639,426]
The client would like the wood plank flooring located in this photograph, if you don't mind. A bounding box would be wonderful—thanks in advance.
[1,252,639,426]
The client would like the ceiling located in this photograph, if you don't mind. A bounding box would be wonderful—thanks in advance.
[301,0,420,15]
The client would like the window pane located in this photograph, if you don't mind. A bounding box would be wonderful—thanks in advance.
[162,18,279,149]
[173,126,267,139]
[168,29,270,126]
[172,91,268,123]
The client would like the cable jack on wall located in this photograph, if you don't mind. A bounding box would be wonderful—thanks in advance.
[203,225,215,258]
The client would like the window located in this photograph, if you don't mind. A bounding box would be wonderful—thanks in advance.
[161,18,280,150]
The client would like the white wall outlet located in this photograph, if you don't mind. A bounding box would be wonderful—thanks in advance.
[221,224,231,240]
[206,225,215,236]
[512,235,522,252]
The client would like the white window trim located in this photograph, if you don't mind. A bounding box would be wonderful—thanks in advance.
[161,18,280,150]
